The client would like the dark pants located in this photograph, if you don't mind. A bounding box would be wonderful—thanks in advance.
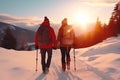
[40,48,52,71]
[60,47,71,68]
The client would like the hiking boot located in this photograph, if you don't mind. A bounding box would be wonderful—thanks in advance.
[67,63,70,70]
[42,68,45,74]
[62,68,66,72]
[45,67,49,74]
[42,67,49,74]
[43,70,46,74]
[62,63,66,72]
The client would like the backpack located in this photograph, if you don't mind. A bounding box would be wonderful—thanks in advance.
[37,26,51,46]
[61,25,74,46]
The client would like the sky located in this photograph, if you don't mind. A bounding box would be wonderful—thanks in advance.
[0,0,119,25]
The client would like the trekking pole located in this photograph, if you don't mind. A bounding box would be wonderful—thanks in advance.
[35,49,38,72]
[73,48,76,71]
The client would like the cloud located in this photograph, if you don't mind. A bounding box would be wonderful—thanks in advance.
[82,0,118,6]
[0,14,18,21]
[0,13,60,32]
[0,13,41,27]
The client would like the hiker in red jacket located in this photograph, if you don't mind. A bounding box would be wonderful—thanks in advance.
[35,16,56,74]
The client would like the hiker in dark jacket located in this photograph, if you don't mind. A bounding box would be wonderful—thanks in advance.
[57,18,75,71]
[35,16,56,74]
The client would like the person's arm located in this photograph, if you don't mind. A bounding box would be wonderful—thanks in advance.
[50,28,56,46]
[56,27,62,48]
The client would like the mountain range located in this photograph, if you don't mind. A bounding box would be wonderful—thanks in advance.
[0,22,35,50]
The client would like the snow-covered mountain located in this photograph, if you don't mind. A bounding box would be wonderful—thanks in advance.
[0,22,35,50]
[0,35,120,80]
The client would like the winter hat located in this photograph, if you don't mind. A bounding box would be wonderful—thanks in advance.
[62,18,67,25]
[44,16,49,22]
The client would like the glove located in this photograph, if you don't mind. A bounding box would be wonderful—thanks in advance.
[72,44,75,48]
[56,41,60,49]
[52,46,57,50]
[35,46,39,49]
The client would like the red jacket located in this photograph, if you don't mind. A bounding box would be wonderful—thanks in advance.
[35,21,56,49]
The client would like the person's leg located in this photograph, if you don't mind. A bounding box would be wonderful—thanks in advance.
[66,47,71,70]
[60,47,66,71]
[40,48,46,72]
[46,48,52,68]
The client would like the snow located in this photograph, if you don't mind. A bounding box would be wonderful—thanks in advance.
[9,25,16,30]
[1,36,120,80]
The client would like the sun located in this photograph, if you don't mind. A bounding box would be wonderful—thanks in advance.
[75,13,90,26]
[73,12,92,33]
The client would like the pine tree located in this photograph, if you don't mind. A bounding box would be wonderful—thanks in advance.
[102,23,108,39]
[94,17,102,33]
[2,28,17,49]
[108,1,120,36]
[93,17,103,43]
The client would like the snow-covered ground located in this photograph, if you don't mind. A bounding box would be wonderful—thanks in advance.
[1,36,120,80]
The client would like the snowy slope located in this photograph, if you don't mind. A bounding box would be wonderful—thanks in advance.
[1,36,120,80]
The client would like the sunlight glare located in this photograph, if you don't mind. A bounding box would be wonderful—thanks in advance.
[75,13,90,26]
[73,12,92,33]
